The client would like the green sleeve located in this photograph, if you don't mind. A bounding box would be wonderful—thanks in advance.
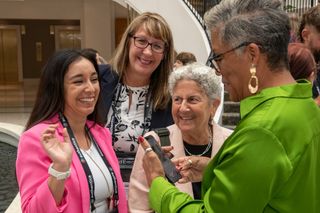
[149,127,293,212]
[149,177,206,213]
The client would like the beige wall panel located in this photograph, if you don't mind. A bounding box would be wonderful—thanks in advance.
[0,0,126,62]
[0,0,82,20]
[82,0,113,60]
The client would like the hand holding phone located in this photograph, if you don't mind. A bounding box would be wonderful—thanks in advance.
[144,135,182,183]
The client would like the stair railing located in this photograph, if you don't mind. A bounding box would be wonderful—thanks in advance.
[181,0,221,65]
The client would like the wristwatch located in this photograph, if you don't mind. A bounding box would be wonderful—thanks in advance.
[48,163,71,180]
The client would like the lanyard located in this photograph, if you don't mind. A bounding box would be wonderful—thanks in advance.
[108,82,152,145]
[59,113,119,212]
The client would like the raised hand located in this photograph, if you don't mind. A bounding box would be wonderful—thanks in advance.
[41,124,73,171]
[173,156,211,183]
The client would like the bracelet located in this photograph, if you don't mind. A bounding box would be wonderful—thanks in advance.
[48,163,71,180]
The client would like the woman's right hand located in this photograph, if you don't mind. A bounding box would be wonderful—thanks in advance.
[173,156,211,183]
[41,124,73,171]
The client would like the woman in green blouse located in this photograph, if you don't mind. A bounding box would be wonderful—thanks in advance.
[137,0,320,212]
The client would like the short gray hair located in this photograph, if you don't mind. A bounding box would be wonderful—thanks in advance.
[168,63,222,101]
[204,0,290,70]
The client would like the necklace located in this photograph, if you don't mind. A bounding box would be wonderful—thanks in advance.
[183,125,213,156]
[184,140,212,156]
[82,144,112,199]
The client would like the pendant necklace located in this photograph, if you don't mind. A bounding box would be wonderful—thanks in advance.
[183,125,213,156]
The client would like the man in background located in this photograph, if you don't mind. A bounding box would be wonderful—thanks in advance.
[298,4,320,105]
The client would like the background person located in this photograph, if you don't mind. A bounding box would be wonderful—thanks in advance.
[298,4,320,105]
[288,43,319,106]
[128,64,232,212]
[99,12,175,181]
[16,49,127,213]
[138,0,320,212]
[288,42,317,82]
[173,51,197,69]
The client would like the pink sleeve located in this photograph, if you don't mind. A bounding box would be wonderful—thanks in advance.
[16,126,69,213]
[128,131,160,213]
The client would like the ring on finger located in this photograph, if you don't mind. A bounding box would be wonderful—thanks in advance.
[188,159,193,166]
[145,147,153,153]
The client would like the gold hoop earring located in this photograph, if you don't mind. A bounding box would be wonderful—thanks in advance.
[248,65,259,94]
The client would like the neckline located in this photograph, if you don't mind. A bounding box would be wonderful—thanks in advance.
[183,140,212,156]
[125,84,149,90]
[81,142,94,153]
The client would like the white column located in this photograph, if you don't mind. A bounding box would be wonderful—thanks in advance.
[82,0,114,60]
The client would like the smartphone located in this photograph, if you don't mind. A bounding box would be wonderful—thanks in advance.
[144,135,182,183]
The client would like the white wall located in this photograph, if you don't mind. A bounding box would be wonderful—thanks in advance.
[82,0,113,59]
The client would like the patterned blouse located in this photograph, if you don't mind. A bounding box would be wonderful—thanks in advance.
[107,84,151,153]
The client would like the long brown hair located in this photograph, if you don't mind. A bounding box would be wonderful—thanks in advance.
[25,49,103,130]
[109,12,174,110]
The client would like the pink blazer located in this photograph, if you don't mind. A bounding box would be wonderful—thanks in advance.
[16,115,128,213]
[128,123,232,213]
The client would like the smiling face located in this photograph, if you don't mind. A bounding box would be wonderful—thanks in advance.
[210,30,251,102]
[126,27,164,86]
[63,58,100,121]
[172,79,214,135]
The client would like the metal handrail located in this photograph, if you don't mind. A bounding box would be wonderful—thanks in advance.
[283,0,319,16]
[181,0,221,65]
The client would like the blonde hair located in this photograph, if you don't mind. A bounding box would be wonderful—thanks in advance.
[110,12,174,110]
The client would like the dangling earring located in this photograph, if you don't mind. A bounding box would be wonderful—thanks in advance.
[248,64,259,94]
[208,115,213,125]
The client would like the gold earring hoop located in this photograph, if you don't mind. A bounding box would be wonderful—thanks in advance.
[248,65,258,94]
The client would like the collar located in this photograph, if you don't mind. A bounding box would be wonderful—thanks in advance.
[240,80,312,119]
[48,113,95,136]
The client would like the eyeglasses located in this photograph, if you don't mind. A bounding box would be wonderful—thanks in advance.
[131,36,166,54]
[207,42,251,73]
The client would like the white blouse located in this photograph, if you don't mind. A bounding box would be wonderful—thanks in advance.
[81,144,114,213]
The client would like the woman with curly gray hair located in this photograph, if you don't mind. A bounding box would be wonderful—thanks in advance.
[138,0,320,212]
[128,63,232,212]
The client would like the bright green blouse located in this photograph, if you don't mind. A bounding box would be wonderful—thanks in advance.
[149,81,320,213]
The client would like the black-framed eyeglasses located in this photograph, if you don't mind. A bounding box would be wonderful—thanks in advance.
[207,42,251,72]
[131,36,166,54]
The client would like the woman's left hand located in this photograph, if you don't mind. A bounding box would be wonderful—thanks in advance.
[41,124,73,170]
[173,156,211,183]
[138,136,165,186]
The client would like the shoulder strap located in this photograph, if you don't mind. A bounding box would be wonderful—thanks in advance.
[154,127,171,146]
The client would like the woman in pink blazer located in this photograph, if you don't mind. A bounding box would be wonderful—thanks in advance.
[16,49,127,213]
[128,64,232,212]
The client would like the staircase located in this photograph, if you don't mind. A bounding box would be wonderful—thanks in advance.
[222,92,240,130]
